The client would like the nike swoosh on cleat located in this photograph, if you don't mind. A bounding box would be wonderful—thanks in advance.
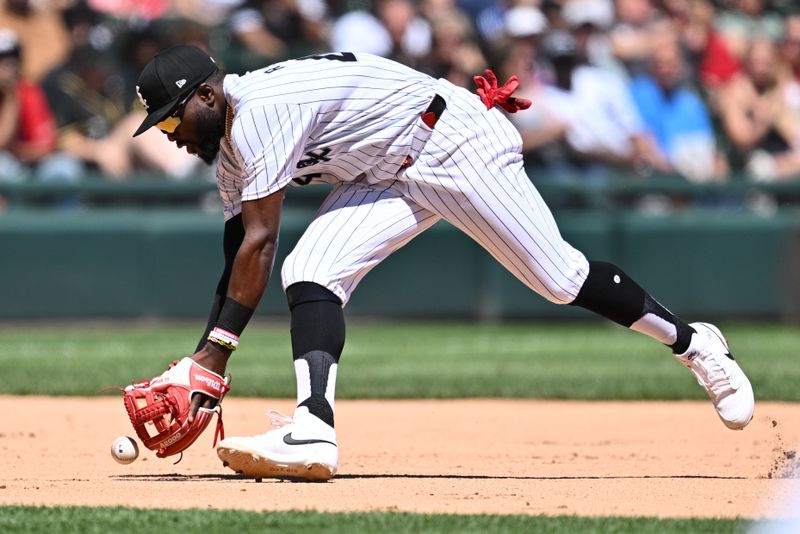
[283,433,337,446]
[725,352,735,361]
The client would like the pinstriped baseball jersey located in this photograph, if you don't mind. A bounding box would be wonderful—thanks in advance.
[217,52,440,220]
[216,52,589,307]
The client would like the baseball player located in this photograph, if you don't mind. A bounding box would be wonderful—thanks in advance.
[132,46,754,481]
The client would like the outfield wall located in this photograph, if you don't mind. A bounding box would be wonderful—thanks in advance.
[2,206,799,320]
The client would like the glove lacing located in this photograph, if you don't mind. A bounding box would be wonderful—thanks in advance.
[213,405,225,446]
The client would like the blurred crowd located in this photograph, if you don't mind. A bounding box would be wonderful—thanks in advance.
[1,0,800,195]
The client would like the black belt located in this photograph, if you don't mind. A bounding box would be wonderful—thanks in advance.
[421,94,446,128]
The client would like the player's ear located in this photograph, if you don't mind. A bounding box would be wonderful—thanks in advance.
[196,83,217,107]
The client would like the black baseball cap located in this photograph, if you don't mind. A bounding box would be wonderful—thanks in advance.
[133,45,218,137]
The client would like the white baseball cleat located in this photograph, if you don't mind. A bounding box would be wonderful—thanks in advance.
[217,407,338,481]
[674,322,754,430]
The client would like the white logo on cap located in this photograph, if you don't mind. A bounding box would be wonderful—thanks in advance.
[135,85,148,110]
[175,79,187,88]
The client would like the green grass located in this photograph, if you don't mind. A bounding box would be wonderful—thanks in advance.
[0,506,748,533]
[0,321,796,400]
[2,324,780,532]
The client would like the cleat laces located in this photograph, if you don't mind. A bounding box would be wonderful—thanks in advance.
[684,350,735,399]
[268,409,293,429]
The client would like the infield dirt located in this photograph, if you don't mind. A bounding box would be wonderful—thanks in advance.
[2,396,799,519]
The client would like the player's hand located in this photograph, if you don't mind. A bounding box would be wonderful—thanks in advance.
[188,343,231,423]
[117,357,230,458]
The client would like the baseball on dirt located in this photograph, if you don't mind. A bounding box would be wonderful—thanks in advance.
[111,436,139,464]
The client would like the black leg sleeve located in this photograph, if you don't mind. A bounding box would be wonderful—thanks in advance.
[285,282,345,427]
[570,261,694,352]
[570,261,646,327]
[286,282,345,361]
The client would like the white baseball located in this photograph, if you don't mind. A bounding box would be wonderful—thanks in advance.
[111,436,139,464]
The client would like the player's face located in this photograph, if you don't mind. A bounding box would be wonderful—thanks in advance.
[162,86,226,165]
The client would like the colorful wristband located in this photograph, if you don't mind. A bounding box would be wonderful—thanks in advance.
[207,327,239,351]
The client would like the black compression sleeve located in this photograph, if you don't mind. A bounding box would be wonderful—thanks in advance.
[216,297,255,336]
[196,215,245,351]
[286,282,345,361]
[570,261,645,327]
[570,260,695,352]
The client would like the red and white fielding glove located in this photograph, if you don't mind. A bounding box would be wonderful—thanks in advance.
[121,357,231,458]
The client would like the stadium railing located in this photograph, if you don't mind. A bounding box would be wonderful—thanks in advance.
[3,172,800,212]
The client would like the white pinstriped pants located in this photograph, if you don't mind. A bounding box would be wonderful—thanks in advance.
[280,80,590,306]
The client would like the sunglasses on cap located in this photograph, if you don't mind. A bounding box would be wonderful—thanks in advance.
[156,85,200,134]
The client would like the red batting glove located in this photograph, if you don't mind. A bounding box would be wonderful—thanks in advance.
[473,69,532,113]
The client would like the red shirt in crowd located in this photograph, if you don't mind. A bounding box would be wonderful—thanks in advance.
[3,80,57,159]
[700,30,742,88]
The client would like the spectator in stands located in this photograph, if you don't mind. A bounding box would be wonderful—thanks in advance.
[780,12,800,83]
[118,27,164,116]
[658,0,717,86]
[563,0,620,74]
[418,6,485,87]
[0,0,71,83]
[474,0,510,51]
[419,0,460,23]
[61,1,116,59]
[330,7,393,57]
[0,0,70,82]
[630,37,727,182]
[608,0,672,76]
[700,0,782,90]
[226,0,329,71]
[378,0,434,66]
[41,44,199,180]
[41,45,128,178]
[718,39,800,181]
[0,28,57,182]
[714,0,783,58]
[84,0,169,21]
[516,30,667,183]
[170,0,245,27]
[329,0,431,68]
[499,2,547,81]
[497,4,548,167]
[226,0,287,68]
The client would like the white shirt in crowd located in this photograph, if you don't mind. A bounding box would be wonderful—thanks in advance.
[537,65,646,158]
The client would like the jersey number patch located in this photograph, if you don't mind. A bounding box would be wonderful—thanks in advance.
[297,147,332,168]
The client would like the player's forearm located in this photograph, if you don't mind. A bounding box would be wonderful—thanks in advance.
[196,216,245,352]
[194,235,275,369]
[223,190,284,311]
[198,191,284,363]
[193,237,274,373]
[226,233,278,310]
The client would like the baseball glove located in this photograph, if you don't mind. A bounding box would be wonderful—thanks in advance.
[120,357,231,458]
